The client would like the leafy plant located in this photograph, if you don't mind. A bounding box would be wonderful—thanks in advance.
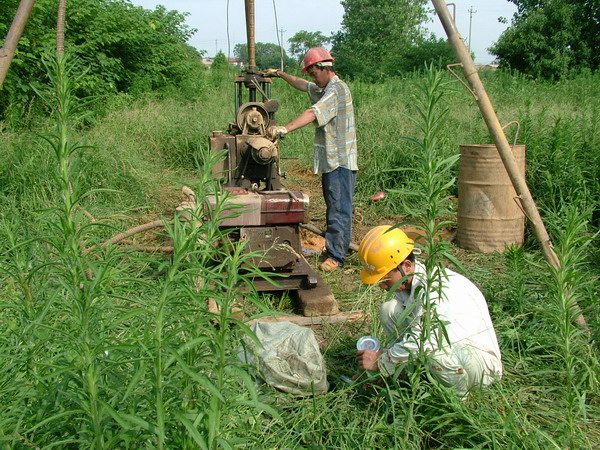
[373,65,464,447]
[288,30,331,64]
[0,0,205,123]
[490,0,599,79]
[331,0,430,80]
[535,206,599,444]
[233,42,295,70]
[0,52,282,449]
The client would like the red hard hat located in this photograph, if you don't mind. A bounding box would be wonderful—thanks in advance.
[301,47,334,73]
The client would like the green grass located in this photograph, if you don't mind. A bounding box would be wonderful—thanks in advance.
[0,59,598,447]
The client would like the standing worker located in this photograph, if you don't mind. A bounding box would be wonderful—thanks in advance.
[264,48,358,272]
[356,225,503,397]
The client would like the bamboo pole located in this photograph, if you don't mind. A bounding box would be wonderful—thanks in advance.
[431,0,589,331]
[0,0,36,88]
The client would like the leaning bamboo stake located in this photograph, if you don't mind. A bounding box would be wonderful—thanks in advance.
[0,0,36,88]
[431,0,589,332]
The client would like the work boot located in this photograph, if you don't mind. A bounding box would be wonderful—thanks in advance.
[320,257,339,272]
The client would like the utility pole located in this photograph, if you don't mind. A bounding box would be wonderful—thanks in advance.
[467,6,476,53]
[279,27,285,71]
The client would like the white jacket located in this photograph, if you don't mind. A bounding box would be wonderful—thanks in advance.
[378,261,503,381]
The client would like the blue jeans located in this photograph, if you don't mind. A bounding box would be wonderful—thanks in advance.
[322,167,357,265]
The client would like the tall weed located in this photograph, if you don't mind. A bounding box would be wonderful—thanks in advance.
[534,206,599,444]
[379,65,464,447]
[0,54,279,448]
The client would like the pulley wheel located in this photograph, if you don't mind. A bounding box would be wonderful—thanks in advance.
[236,102,270,132]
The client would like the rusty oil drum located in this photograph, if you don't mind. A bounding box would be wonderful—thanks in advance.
[456,144,526,253]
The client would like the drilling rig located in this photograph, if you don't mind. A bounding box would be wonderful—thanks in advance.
[206,0,338,316]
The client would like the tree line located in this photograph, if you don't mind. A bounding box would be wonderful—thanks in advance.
[0,0,205,124]
[1,0,598,121]
[231,0,597,82]
[490,0,599,80]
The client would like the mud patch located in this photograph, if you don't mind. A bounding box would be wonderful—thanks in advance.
[301,230,326,252]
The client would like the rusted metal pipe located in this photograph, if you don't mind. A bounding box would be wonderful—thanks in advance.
[244,0,256,69]
[56,0,67,55]
[300,223,359,253]
[431,0,588,332]
[101,219,165,249]
[0,0,36,88]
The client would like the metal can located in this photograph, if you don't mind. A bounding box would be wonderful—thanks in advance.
[356,335,380,352]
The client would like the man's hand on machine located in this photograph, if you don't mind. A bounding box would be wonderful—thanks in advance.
[268,125,288,140]
[263,68,280,77]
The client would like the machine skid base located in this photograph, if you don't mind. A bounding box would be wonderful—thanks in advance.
[250,255,339,316]
[293,268,339,316]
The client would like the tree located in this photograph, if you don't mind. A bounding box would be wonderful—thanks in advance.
[211,51,229,70]
[331,0,430,80]
[0,0,206,121]
[490,0,599,79]
[385,35,456,76]
[288,30,331,64]
[233,42,295,70]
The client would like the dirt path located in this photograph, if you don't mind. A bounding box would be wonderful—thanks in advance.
[284,163,455,254]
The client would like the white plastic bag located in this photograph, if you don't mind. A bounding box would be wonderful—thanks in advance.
[239,321,329,396]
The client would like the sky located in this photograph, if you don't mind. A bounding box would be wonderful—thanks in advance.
[129,1,518,65]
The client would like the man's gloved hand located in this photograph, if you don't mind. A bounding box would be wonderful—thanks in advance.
[263,68,280,78]
[268,125,288,139]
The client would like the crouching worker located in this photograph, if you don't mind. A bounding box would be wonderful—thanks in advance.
[356,225,502,397]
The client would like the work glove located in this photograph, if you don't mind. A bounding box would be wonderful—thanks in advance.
[263,68,280,78]
[268,125,288,139]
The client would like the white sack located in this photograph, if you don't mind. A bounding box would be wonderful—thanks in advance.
[239,321,328,396]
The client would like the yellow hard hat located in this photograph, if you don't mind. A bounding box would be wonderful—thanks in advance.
[358,225,414,285]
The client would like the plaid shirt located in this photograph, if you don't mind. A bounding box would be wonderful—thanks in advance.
[307,76,358,174]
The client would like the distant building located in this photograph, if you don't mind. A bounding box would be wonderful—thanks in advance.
[228,58,244,68]
[476,64,499,71]
[201,57,244,69]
